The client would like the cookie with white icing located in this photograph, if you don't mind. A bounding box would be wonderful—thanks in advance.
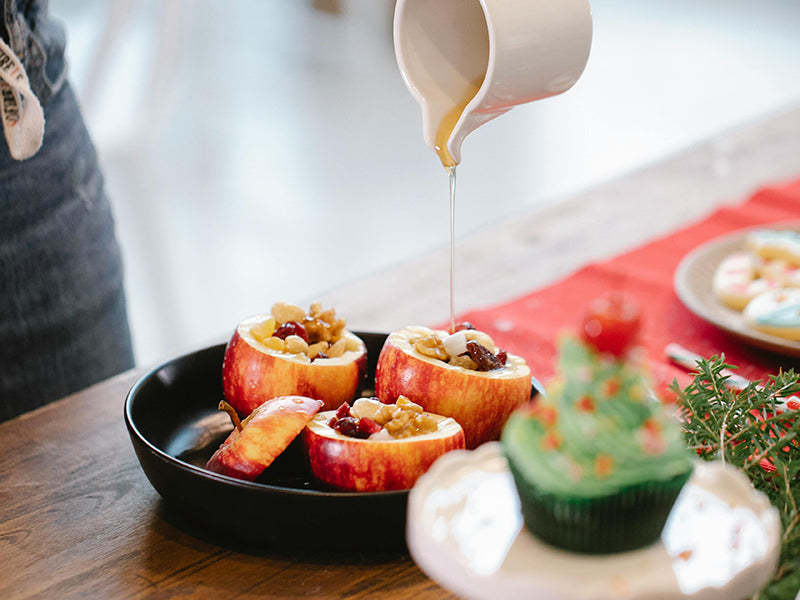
[746,229,800,266]
[712,252,781,311]
[761,259,800,288]
[743,289,800,341]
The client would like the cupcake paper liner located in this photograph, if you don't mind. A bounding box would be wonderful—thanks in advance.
[507,461,693,554]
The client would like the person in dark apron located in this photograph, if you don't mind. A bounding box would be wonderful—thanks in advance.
[0,0,134,421]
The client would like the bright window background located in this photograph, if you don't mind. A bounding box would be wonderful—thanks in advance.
[50,0,800,366]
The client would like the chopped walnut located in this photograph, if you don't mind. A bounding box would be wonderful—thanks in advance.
[307,341,329,359]
[413,335,449,361]
[410,329,506,372]
[328,338,347,358]
[252,302,354,360]
[271,301,306,325]
[448,354,478,370]
[347,396,438,439]
[250,317,277,341]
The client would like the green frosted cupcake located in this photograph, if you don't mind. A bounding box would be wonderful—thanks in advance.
[502,335,694,554]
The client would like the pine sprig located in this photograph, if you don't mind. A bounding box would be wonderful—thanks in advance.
[670,356,800,600]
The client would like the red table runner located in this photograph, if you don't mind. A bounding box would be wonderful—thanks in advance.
[452,178,800,397]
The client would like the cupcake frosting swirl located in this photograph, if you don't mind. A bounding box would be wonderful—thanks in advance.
[503,336,693,498]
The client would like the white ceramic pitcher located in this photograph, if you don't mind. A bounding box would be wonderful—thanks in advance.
[394,0,593,167]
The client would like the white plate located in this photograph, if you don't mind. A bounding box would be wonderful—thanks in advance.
[674,222,800,357]
[407,443,780,600]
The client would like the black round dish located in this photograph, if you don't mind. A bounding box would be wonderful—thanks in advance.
[124,331,410,552]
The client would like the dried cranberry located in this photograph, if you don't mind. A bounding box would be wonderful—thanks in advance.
[273,321,309,342]
[356,417,381,437]
[334,402,351,420]
[496,348,508,366]
[466,340,503,371]
[333,416,360,437]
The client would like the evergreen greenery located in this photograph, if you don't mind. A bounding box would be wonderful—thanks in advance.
[671,357,800,599]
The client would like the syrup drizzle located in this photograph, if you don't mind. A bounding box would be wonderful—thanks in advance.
[434,81,481,332]
[448,165,456,333]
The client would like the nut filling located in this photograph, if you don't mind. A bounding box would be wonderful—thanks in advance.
[328,396,439,440]
[249,302,359,362]
[411,323,508,372]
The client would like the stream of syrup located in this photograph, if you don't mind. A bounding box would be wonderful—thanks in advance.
[433,82,481,332]
[447,165,456,333]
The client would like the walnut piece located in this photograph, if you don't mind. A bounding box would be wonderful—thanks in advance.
[253,302,351,360]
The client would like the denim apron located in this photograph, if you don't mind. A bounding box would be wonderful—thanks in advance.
[0,0,134,420]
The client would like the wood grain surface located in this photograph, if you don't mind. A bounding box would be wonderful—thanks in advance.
[1,104,798,599]
[0,372,456,600]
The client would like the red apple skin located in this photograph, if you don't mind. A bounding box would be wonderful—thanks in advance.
[206,395,324,481]
[303,411,465,492]
[222,320,367,416]
[374,332,531,449]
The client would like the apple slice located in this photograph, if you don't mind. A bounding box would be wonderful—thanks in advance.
[222,303,368,416]
[205,395,324,481]
[375,326,532,448]
[303,398,465,492]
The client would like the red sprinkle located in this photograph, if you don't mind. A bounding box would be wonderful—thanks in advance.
[603,377,621,397]
[541,431,561,450]
[534,404,558,427]
[576,395,595,412]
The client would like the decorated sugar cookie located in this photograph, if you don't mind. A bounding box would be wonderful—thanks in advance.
[712,252,782,311]
[745,229,800,266]
[743,289,800,341]
[761,258,800,288]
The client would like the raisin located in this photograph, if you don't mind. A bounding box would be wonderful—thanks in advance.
[273,321,309,342]
[466,340,503,371]
[452,321,476,333]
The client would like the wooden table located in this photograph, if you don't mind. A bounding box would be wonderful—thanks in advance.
[2,105,799,600]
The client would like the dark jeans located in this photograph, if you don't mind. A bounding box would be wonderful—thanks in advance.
[0,2,134,421]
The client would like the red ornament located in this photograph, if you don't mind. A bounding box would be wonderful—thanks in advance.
[581,292,642,356]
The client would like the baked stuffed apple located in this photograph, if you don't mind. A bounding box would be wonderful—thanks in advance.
[222,302,367,416]
[374,325,532,448]
[303,396,465,491]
